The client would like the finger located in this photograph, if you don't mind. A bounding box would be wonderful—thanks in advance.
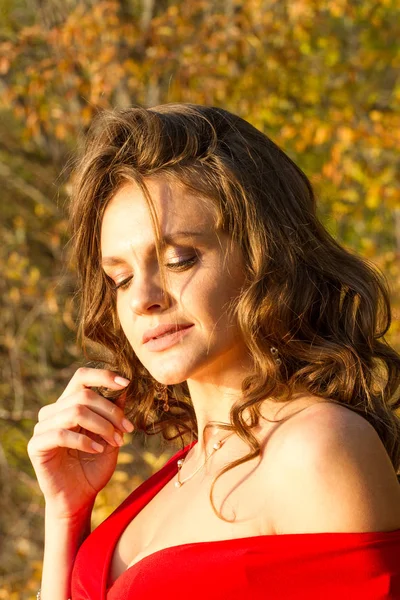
[58,367,130,402]
[34,403,127,448]
[38,389,134,434]
[28,428,107,457]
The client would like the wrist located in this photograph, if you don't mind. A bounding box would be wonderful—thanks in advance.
[40,504,94,600]
[44,505,93,551]
[37,589,71,600]
[44,501,95,523]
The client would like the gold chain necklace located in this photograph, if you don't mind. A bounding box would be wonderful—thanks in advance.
[174,431,235,488]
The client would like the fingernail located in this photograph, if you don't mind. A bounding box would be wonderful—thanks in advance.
[92,441,104,452]
[122,418,134,432]
[114,431,124,446]
[114,376,130,386]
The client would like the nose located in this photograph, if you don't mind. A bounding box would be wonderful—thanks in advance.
[128,271,170,315]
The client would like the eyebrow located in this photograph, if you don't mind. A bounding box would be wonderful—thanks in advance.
[101,230,207,267]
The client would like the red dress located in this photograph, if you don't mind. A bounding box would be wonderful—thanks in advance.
[71,441,400,599]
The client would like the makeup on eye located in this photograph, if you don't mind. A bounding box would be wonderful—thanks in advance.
[110,255,199,291]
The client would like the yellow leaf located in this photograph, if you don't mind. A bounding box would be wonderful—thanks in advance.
[29,267,41,285]
[55,123,67,140]
[314,126,330,145]
[118,452,133,465]
[370,110,382,122]
[113,471,129,482]
[9,287,20,303]
[341,189,359,203]
[338,126,354,143]
[365,186,381,209]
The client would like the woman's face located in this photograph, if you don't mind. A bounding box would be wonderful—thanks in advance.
[100,178,250,385]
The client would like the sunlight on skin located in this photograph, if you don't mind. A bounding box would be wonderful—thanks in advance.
[100,177,256,456]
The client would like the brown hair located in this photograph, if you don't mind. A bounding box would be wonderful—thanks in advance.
[68,103,400,519]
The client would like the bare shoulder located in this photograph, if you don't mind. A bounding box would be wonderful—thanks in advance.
[261,400,400,535]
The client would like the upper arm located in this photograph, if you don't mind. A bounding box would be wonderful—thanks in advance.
[267,404,400,535]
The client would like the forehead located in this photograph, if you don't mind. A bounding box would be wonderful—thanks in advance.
[100,178,217,255]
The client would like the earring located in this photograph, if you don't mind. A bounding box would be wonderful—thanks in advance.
[154,381,170,412]
[270,346,282,366]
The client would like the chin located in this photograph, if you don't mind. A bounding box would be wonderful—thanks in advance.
[158,377,187,386]
[149,373,187,387]
[139,346,217,386]
[143,362,190,386]
[146,359,201,387]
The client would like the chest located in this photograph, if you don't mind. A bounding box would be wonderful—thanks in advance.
[108,449,276,588]
[108,396,323,589]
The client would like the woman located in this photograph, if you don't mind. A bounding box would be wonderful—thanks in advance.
[28,104,400,599]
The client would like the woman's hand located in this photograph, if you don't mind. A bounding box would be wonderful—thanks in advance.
[27,367,134,520]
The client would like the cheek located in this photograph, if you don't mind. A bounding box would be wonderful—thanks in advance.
[115,297,131,332]
[190,270,242,326]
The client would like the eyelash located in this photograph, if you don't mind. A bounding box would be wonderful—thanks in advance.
[111,257,198,292]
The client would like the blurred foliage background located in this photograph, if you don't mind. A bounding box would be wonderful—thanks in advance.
[0,0,399,597]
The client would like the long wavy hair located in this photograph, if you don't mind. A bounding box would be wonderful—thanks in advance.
[68,103,400,519]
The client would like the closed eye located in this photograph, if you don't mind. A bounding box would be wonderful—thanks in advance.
[111,256,198,292]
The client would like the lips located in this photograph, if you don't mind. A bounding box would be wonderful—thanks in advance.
[142,323,193,344]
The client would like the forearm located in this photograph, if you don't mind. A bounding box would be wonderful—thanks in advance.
[40,504,94,600]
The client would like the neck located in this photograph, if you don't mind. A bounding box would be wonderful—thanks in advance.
[185,380,249,462]
[185,377,308,462]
